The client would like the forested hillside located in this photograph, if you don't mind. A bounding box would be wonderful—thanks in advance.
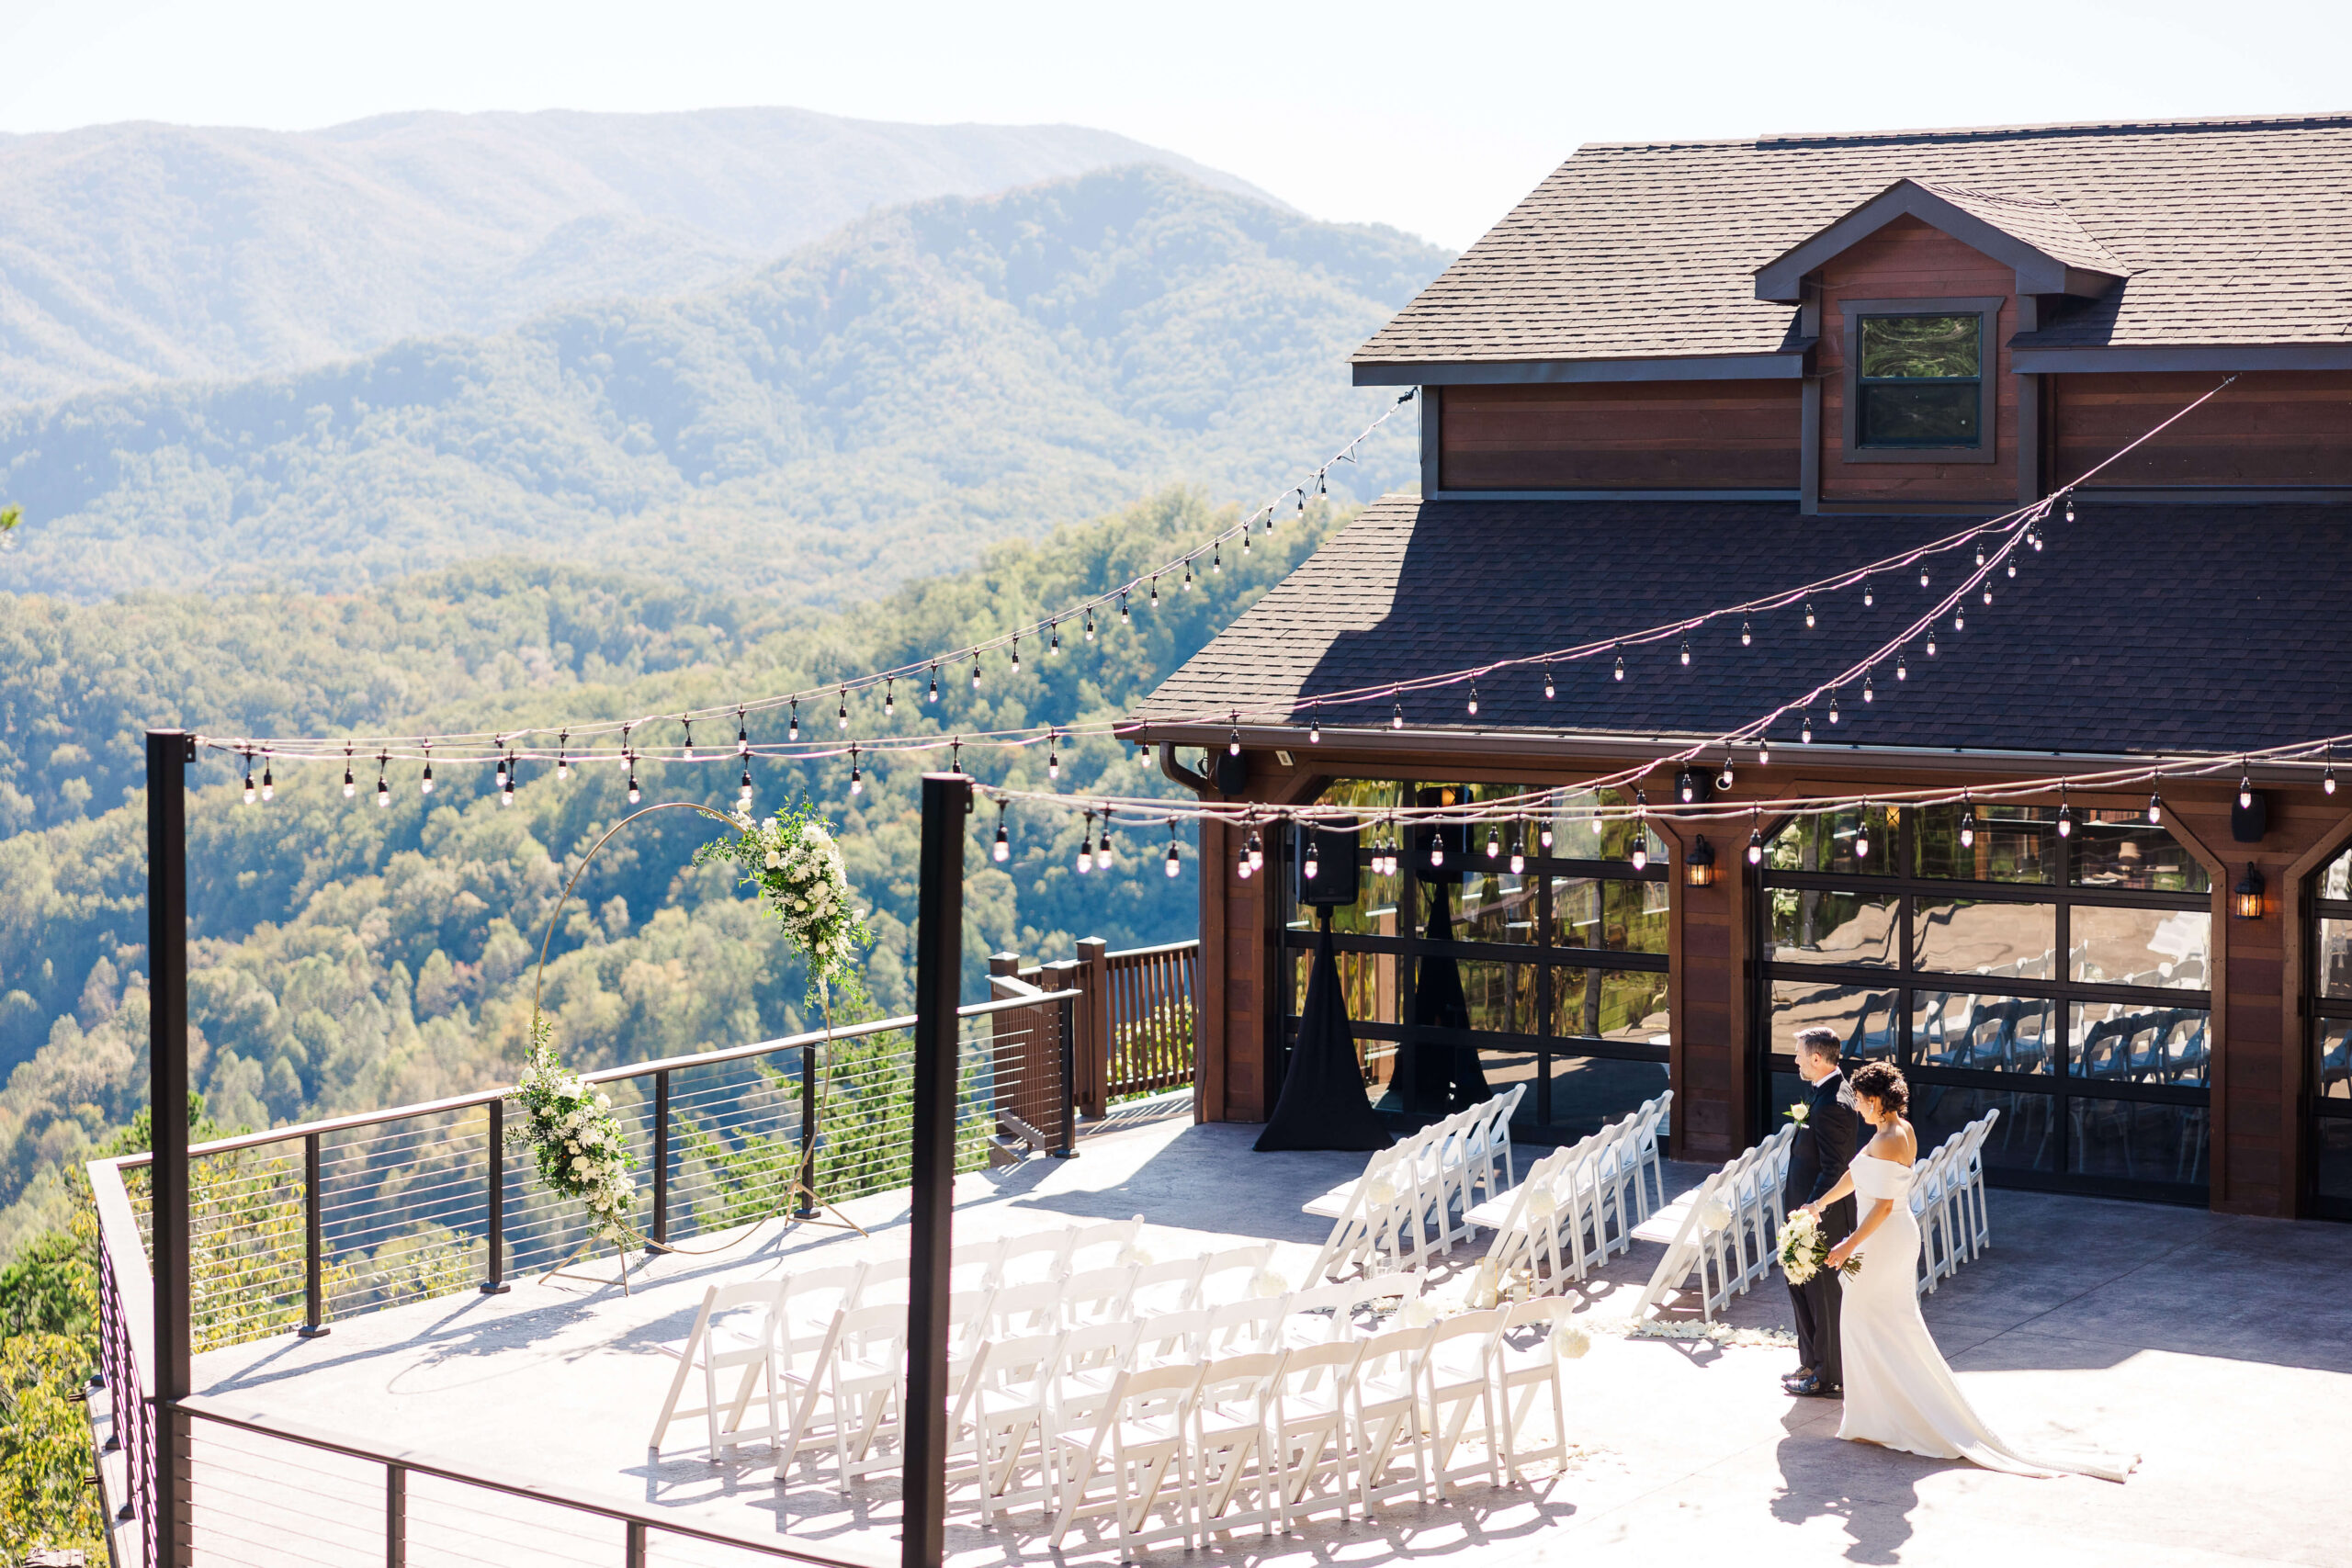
[0,167,1441,602]
[0,106,1275,401]
[0,491,1345,1256]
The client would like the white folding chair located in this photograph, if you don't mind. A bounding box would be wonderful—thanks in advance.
[770,1263,866,1472]
[1269,1339,1363,1525]
[1188,1351,1283,1542]
[648,1280,784,1461]
[1132,1308,1211,1368]
[1194,1242,1277,1308]
[986,1279,1066,1340]
[811,1302,910,1490]
[1348,1323,1434,1514]
[1204,1296,1288,1359]
[1059,1265,1139,1330]
[1633,1168,1726,1321]
[1063,1216,1145,1273]
[1049,1363,1201,1554]
[1421,1306,1506,1498]
[1046,1320,1141,1436]
[949,1236,1006,1292]
[989,1228,1076,1290]
[1128,1254,1206,1317]
[951,1331,1062,1528]
[850,1255,910,1307]
[1491,1297,1574,1483]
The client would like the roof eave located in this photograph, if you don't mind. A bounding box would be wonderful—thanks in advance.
[1752,177,2125,303]
[1351,350,1810,387]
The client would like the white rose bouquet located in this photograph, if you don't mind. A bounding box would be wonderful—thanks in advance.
[1776,1209,1860,1286]
[511,1013,637,1234]
[695,802,874,1003]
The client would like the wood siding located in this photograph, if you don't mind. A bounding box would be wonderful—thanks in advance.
[1819,216,2018,505]
[2052,371,2352,489]
[1439,381,1803,491]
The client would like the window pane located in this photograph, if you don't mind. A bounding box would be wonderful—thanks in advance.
[1288,949,1400,1028]
[2067,1096,2208,1187]
[1553,964,1669,1043]
[2071,906,2211,991]
[1458,960,1540,1035]
[1547,876,1668,954]
[1860,314,1981,378]
[2318,1020,2352,1106]
[1766,803,1894,880]
[1284,849,1402,938]
[1768,977,1897,1062]
[1910,991,2057,1074]
[1859,381,1979,446]
[1917,804,2055,884]
[2323,924,2352,1001]
[1912,1083,2058,1178]
[1914,897,2057,978]
[2070,810,2210,893]
[1769,887,1899,966]
[1544,1054,1672,1141]
[2322,847,2352,902]
[2317,1117,2352,1208]
[1540,788,1664,863]
[1457,871,1540,944]
[2071,1004,2210,1089]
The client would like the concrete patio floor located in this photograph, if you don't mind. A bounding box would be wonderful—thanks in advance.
[182,1113,2352,1567]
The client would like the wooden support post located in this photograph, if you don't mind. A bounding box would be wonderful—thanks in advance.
[1076,937,1110,1118]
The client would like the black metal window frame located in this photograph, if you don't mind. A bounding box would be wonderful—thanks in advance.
[1274,778,1671,1134]
[1753,805,2212,1203]
[2306,854,2352,1220]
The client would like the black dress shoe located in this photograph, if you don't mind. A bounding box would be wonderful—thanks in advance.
[1781,1367,1815,1388]
[1786,1373,1841,1398]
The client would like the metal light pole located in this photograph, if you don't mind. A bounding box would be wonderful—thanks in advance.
[147,729,194,1566]
[901,772,968,1568]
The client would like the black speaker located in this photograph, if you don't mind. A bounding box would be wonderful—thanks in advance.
[2232,790,2269,843]
[1295,819,1362,907]
[1214,748,1248,794]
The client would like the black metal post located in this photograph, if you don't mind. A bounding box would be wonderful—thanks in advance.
[481,1100,509,1293]
[385,1462,406,1568]
[147,728,193,1567]
[1054,994,1079,1158]
[625,1518,649,1568]
[902,772,967,1568]
[650,1070,671,1248]
[299,1132,330,1337]
[797,1040,818,1218]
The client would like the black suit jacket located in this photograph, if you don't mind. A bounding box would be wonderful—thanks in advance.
[1781,1067,1862,1241]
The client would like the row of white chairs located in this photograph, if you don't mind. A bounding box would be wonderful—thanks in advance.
[1634,1122,1796,1322]
[1463,1092,1674,1296]
[1909,1109,1998,1293]
[1304,1085,1525,1279]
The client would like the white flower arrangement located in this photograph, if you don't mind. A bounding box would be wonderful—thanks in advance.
[1775,1208,1860,1285]
[695,801,874,1003]
[510,1013,637,1235]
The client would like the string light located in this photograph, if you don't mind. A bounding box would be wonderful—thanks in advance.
[342,748,356,800]
[1919,565,1931,589]
[1119,594,1131,627]
[1862,576,1874,608]
[1804,601,1816,629]
[1953,608,1965,632]
[1212,543,1223,575]
[1235,823,1254,881]
[1543,665,1555,701]
[681,718,695,760]
[1747,811,1764,865]
[1084,610,1096,643]
[1741,619,1753,648]
[1612,646,1625,681]
[2057,786,2073,838]
[971,652,983,690]
[1097,818,1115,866]
[1538,817,1555,853]
[1896,654,1908,682]
[2064,493,2076,525]
[1960,794,1977,849]
[1078,812,1094,874]
[788,702,801,741]
[1428,825,1446,870]
[1828,691,1840,726]
[1862,674,1874,705]
[1048,732,1062,781]
[420,744,435,795]
[2148,790,2164,825]
[1466,682,1479,717]
[1758,739,1772,767]
[838,688,850,728]
[1486,823,1501,861]
[260,756,275,803]
[1248,825,1265,871]
[242,750,257,805]
[1679,634,1691,668]
[848,746,863,796]
[1011,637,1022,674]
[927,666,940,704]
[500,754,514,807]
[1049,621,1061,656]
[1165,818,1182,877]
[1391,692,1405,730]
[739,761,753,808]
[1182,559,1193,592]
[1308,705,1322,745]
[1717,755,1735,791]
[1927,631,1939,657]
[1854,807,1871,861]
[1149,577,1159,608]
[993,800,1011,863]
[376,753,390,808]
[737,710,750,755]
[1800,714,1813,744]
[1302,825,1319,881]
[2238,766,2254,809]
[627,753,640,805]
[1510,823,1526,875]
[1228,718,1242,758]
[558,732,571,782]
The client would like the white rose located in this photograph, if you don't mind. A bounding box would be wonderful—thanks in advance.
[765,850,783,868]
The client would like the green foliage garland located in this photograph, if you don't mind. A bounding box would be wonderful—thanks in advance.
[695,803,874,1006]
[509,1015,638,1236]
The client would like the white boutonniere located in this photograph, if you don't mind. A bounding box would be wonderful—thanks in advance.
[1786,1101,1810,1125]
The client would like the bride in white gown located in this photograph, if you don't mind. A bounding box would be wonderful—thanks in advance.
[1796,1062,2135,1482]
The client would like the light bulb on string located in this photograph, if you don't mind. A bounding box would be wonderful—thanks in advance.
[789,702,801,741]
[2057,786,2073,838]
[260,756,275,804]
[1741,619,1753,647]
[737,710,750,755]
[242,751,257,805]
[1248,825,1265,872]
[1119,594,1131,627]
[343,749,356,800]
[1098,819,1115,866]
[993,801,1011,863]
[376,754,390,808]
[1863,576,1874,608]
[928,666,940,704]
[1747,815,1765,865]
[2031,526,2044,553]
[1164,818,1182,878]
[494,749,508,790]
[2238,766,2253,810]
[1927,632,1939,657]
[681,718,695,760]
[739,763,753,808]
[1182,559,1193,592]
[1828,691,1840,726]
[1149,577,1159,608]
[2147,790,2163,826]
[1295,488,1306,515]
[1308,705,1322,745]
[848,747,863,796]
[1485,823,1501,862]
[1974,542,1986,568]
[1758,739,1772,767]
[1050,621,1061,655]
[2007,558,2018,579]
[1241,522,1253,554]
[1048,733,1061,781]
[627,754,640,806]
[2064,494,2076,525]
[421,744,435,795]
[1854,808,1871,861]
[1960,794,1977,849]
[1982,585,1993,606]
[1466,682,1479,717]
[1804,601,1816,629]
[557,732,571,782]
[1538,816,1555,853]
[500,756,514,807]
[1717,755,1736,790]
[1392,694,1405,730]
[1302,827,1319,881]
[971,653,982,690]
[1078,814,1094,874]
[1954,608,1966,632]
[838,688,850,728]
[1212,543,1222,574]
[1543,665,1555,701]
[1862,673,1874,704]
[1228,718,1242,757]
[1896,654,1909,682]
[1679,634,1691,668]
[1084,610,1096,642]
[1235,827,1253,881]
[1919,565,1931,589]
[1630,792,1649,872]
[1801,715,1813,744]
[1510,823,1526,875]
[883,682,895,718]
[1612,647,1625,682]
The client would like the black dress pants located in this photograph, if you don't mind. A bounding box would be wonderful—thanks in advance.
[1788,1195,1855,1388]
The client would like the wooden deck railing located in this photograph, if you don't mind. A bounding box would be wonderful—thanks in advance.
[994,937,1200,1118]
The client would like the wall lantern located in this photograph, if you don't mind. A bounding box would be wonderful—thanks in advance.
[1686,834,1717,887]
[2232,861,2266,920]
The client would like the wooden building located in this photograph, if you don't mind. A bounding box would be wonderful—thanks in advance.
[1135,113,2352,1218]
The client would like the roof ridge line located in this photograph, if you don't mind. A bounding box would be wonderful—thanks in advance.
[1572,108,2352,155]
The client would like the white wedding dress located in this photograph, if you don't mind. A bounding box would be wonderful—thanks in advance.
[1838,1150,2134,1481]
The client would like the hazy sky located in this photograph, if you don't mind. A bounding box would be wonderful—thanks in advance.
[4,0,2346,250]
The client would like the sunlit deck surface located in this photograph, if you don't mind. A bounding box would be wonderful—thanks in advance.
[188,1106,2352,1568]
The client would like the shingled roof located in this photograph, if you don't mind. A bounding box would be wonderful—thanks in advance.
[1353,113,2352,371]
[1136,494,2352,759]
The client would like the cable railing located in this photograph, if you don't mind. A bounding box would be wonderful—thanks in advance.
[88,989,1074,1565]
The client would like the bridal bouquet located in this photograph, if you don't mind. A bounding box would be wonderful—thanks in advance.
[1776,1209,1860,1286]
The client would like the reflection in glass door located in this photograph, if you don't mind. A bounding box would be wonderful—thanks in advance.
[2307,847,2352,1219]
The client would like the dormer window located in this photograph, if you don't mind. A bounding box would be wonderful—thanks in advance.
[1858,314,1980,447]
[1838,295,2003,465]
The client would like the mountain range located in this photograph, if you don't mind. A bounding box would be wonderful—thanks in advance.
[0,106,1277,401]
[0,164,1443,604]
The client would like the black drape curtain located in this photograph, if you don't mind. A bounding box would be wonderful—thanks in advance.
[1398,881,1488,1114]
[1255,914,1394,1153]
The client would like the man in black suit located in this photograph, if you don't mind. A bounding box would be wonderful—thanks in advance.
[1781,1027,1860,1398]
